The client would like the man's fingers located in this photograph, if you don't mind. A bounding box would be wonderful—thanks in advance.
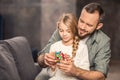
[60,60,69,65]
[45,54,55,62]
[44,53,56,66]
[57,63,69,72]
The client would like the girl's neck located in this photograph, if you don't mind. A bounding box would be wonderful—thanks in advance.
[62,39,73,46]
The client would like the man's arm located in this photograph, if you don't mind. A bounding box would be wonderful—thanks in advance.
[73,67,105,80]
[37,54,47,68]
[57,58,105,80]
[75,41,111,80]
[37,29,61,67]
[57,37,111,80]
[78,40,111,80]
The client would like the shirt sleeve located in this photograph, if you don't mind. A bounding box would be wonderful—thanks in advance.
[94,41,111,77]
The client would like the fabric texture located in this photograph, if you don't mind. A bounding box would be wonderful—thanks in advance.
[39,29,111,77]
[0,42,21,80]
[4,36,40,80]
[0,36,41,80]
[86,30,111,77]
[35,68,50,80]
[48,40,89,80]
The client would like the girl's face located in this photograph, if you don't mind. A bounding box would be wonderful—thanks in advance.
[58,22,74,45]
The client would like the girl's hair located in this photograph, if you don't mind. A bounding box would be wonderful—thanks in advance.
[57,13,80,58]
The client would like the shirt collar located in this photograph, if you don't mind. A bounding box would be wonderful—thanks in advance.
[87,30,99,45]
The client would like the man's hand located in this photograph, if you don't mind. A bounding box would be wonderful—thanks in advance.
[44,52,56,67]
[57,54,105,80]
[57,54,76,76]
[37,52,56,68]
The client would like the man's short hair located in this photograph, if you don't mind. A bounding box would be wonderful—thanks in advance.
[84,3,105,23]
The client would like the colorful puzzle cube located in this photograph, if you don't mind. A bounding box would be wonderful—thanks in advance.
[55,51,65,63]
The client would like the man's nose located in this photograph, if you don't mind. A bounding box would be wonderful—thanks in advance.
[81,23,87,29]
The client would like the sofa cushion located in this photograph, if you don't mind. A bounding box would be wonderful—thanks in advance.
[0,42,21,80]
[5,36,39,80]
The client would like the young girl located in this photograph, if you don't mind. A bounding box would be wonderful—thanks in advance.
[48,13,90,80]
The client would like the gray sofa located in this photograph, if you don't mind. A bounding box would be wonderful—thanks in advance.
[0,36,42,80]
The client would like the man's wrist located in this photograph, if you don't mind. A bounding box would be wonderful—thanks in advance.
[38,54,48,68]
[75,67,81,77]
[72,66,83,79]
[75,67,80,76]
[70,66,80,77]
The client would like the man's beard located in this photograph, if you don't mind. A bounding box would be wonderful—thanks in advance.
[78,29,93,39]
[78,30,96,39]
[78,34,90,39]
[77,28,89,39]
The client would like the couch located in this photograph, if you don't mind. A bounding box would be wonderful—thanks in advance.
[0,36,42,80]
[0,15,3,40]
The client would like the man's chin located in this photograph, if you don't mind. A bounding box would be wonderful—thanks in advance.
[78,34,88,39]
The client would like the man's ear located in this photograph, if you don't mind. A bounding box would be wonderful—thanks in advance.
[96,23,103,30]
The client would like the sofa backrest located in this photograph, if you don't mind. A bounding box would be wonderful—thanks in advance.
[0,41,21,80]
[5,36,40,80]
[0,36,40,80]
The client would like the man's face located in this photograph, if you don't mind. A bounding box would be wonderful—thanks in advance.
[78,9,101,39]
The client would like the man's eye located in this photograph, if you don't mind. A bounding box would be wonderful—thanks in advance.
[80,19,84,23]
[87,24,93,27]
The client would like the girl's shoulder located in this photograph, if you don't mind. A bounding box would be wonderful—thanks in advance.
[51,40,62,46]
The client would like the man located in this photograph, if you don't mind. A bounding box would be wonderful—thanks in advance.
[37,2,111,80]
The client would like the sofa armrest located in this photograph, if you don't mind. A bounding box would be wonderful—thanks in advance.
[4,36,40,80]
[35,63,42,74]
[0,41,21,80]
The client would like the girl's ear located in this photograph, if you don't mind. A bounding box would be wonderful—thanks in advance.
[96,23,103,30]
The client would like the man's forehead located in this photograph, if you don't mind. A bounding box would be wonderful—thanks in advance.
[80,9,99,23]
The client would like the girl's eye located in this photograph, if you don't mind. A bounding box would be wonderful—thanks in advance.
[59,29,63,32]
[67,30,71,33]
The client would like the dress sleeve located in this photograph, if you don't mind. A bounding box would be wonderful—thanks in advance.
[47,67,56,77]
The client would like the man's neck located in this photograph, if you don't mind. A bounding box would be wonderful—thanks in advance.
[80,36,90,44]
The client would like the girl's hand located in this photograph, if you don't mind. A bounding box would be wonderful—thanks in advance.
[57,56,76,76]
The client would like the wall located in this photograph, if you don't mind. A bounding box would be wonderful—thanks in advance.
[40,0,76,49]
[0,0,41,50]
[0,0,76,51]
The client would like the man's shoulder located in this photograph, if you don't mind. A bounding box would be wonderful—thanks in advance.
[92,30,111,48]
[96,30,110,42]
[87,30,110,47]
